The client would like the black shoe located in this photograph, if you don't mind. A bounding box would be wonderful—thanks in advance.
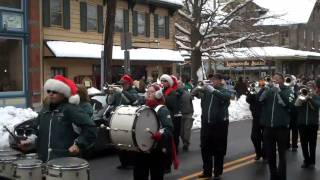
[301,163,309,169]
[308,164,315,169]
[291,147,298,152]
[183,145,189,151]
[198,173,212,179]
[262,158,268,163]
[213,175,221,179]
[255,155,262,161]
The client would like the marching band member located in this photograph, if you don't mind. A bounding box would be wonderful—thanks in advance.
[133,83,178,180]
[159,74,183,153]
[246,80,266,161]
[259,73,295,180]
[192,74,231,180]
[110,74,140,170]
[19,75,97,162]
[295,84,320,169]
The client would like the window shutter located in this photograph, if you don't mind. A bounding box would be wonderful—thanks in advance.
[63,0,70,29]
[165,16,170,39]
[97,5,104,33]
[80,2,87,32]
[145,13,150,37]
[124,9,129,33]
[154,14,158,38]
[43,0,50,27]
[132,11,138,36]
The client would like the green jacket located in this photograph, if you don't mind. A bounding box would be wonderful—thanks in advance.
[259,85,295,128]
[79,102,93,118]
[156,106,174,139]
[295,95,320,126]
[193,86,231,124]
[112,87,139,106]
[164,88,183,118]
[35,102,97,162]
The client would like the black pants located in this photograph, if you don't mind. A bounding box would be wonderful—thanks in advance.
[264,128,289,180]
[173,116,182,152]
[118,150,136,167]
[298,125,318,165]
[201,122,228,177]
[134,152,164,180]
[251,125,265,158]
[288,117,298,149]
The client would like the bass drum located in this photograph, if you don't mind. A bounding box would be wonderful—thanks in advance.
[109,105,159,152]
[12,159,43,180]
[46,157,89,180]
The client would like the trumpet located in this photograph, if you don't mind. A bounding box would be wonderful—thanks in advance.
[197,80,213,88]
[248,82,258,94]
[298,86,310,101]
[103,83,123,94]
[264,75,271,83]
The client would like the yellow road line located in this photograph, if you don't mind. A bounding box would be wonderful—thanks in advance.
[179,133,320,180]
[178,154,256,180]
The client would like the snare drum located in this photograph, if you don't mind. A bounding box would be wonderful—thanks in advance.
[46,157,90,180]
[23,153,38,160]
[109,105,159,152]
[12,159,42,180]
[0,156,18,179]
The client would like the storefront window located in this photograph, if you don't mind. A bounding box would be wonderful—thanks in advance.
[0,0,22,10]
[51,67,66,77]
[0,38,23,92]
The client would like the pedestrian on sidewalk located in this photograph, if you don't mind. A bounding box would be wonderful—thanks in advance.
[295,81,320,169]
[259,73,295,180]
[191,73,231,180]
[178,81,194,151]
[246,80,266,161]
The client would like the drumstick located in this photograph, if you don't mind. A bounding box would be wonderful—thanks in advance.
[3,126,21,144]
[145,128,154,136]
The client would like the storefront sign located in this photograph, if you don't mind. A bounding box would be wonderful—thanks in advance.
[225,60,266,67]
[2,12,23,31]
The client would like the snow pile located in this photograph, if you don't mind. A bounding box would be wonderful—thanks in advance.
[253,0,316,26]
[192,95,252,129]
[0,107,38,148]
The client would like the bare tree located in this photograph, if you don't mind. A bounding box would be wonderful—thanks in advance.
[176,0,277,81]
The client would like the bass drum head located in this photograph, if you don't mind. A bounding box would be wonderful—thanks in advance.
[134,106,159,152]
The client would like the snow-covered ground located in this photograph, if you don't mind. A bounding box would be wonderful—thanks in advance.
[0,107,38,148]
[192,95,252,129]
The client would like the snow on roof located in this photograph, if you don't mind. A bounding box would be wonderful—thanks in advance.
[253,0,316,26]
[46,41,184,62]
[160,0,183,6]
[215,46,320,60]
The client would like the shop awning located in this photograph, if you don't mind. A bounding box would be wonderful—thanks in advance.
[46,41,185,62]
[214,46,320,61]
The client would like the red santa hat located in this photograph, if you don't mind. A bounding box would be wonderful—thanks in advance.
[160,74,174,87]
[119,74,134,85]
[44,75,80,105]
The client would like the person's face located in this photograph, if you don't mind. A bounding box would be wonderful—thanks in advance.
[211,78,221,87]
[146,86,156,100]
[122,83,130,90]
[161,80,170,88]
[272,74,284,86]
[46,90,65,104]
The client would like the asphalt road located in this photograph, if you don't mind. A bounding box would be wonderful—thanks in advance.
[89,120,320,180]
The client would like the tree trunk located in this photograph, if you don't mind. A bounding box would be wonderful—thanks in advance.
[191,48,202,82]
[104,0,117,83]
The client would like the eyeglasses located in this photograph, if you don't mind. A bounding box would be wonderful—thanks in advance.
[47,90,58,94]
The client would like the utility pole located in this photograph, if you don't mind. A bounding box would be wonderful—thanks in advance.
[103,0,117,84]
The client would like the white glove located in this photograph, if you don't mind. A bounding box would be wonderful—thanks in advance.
[271,83,281,92]
[155,89,163,99]
[112,86,123,93]
[204,85,215,93]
